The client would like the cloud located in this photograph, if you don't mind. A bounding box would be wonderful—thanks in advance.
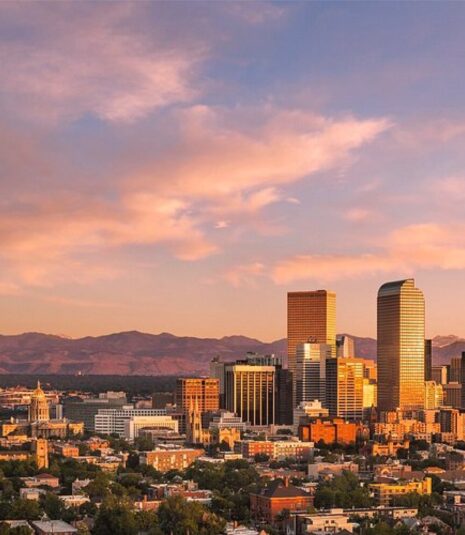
[271,223,465,284]
[0,3,203,123]
[223,262,265,288]
[344,208,375,222]
[0,104,389,290]
[223,222,465,286]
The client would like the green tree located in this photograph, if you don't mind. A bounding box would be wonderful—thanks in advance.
[157,495,225,535]
[42,492,65,520]
[93,496,138,535]
[10,498,41,521]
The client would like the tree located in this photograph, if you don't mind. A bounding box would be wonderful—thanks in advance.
[93,496,138,535]
[157,495,225,535]
[42,492,65,520]
[314,471,372,509]
[10,498,41,521]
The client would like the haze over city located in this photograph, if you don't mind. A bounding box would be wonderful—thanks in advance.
[1,2,465,340]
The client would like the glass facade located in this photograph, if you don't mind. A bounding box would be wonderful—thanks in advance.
[377,279,425,412]
[287,290,336,406]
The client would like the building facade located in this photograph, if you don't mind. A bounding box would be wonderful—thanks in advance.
[326,357,364,420]
[224,364,275,427]
[377,279,425,412]
[287,290,336,406]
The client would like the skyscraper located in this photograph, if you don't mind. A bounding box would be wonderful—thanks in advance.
[295,342,332,405]
[326,357,365,420]
[175,378,220,414]
[288,290,336,406]
[377,279,425,412]
[224,363,275,426]
[424,339,432,381]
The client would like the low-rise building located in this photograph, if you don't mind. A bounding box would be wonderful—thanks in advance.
[285,509,357,535]
[140,447,204,472]
[239,440,314,461]
[369,477,432,506]
[31,521,78,535]
[299,419,361,445]
[250,479,314,525]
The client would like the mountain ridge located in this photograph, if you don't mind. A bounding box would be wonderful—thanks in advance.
[0,331,460,375]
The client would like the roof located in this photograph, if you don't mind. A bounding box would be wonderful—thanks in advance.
[36,473,58,479]
[32,521,77,534]
[258,480,311,499]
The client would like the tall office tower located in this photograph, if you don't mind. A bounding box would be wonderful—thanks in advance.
[275,368,293,425]
[424,339,432,381]
[175,378,220,414]
[295,342,332,405]
[209,357,226,408]
[461,352,465,409]
[224,363,275,426]
[326,358,365,420]
[431,365,449,385]
[377,279,425,412]
[336,335,355,358]
[424,381,443,410]
[288,290,336,406]
[450,357,462,383]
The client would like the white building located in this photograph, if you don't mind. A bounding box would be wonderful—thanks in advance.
[293,400,329,429]
[124,415,178,441]
[295,343,332,406]
[94,407,169,437]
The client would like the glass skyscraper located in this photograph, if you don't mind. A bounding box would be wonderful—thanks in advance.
[287,290,336,406]
[377,279,425,412]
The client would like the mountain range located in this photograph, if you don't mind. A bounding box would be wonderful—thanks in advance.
[0,331,462,376]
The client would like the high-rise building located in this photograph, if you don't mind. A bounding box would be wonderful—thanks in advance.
[377,279,425,412]
[336,335,355,358]
[450,357,462,383]
[431,365,448,385]
[424,339,432,381]
[175,378,220,414]
[424,381,443,410]
[224,363,275,426]
[209,357,226,408]
[326,358,365,420]
[295,342,332,405]
[288,290,336,406]
[461,352,465,409]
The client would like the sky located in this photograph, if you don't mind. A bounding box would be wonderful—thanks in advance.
[1,1,465,341]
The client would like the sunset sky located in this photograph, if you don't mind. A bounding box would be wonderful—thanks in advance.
[1,2,465,340]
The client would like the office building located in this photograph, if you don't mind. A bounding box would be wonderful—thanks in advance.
[377,279,425,412]
[424,339,432,381]
[224,363,275,426]
[443,383,461,409]
[336,335,355,358]
[431,365,448,385]
[175,378,220,414]
[288,290,336,406]
[450,357,462,383]
[295,342,331,406]
[293,400,329,428]
[94,408,169,437]
[209,357,226,408]
[63,394,127,432]
[326,358,364,420]
[462,352,465,409]
[424,381,443,410]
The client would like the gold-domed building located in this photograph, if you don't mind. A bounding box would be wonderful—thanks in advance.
[29,381,50,422]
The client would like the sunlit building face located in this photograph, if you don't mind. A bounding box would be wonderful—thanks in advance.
[287,290,336,406]
[377,279,425,412]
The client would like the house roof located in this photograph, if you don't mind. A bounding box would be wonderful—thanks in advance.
[258,480,310,499]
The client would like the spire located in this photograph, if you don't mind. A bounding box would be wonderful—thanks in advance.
[37,380,41,390]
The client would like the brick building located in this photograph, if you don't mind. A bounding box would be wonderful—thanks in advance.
[140,448,204,472]
[250,479,314,525]
[298,418,360,445]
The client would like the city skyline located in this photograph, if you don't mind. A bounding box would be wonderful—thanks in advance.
[2,2,465,340]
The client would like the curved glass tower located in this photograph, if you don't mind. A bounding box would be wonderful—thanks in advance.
[377,279,425,412]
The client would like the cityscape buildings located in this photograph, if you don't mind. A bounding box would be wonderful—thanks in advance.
[287,290,336,406]
[377,279,425,412]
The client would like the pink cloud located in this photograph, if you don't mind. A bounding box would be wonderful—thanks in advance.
[0,4,203,123]
[0,104,389,291]
[223,222,465,286]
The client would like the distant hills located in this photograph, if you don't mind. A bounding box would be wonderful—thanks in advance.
[0,331,461,376]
